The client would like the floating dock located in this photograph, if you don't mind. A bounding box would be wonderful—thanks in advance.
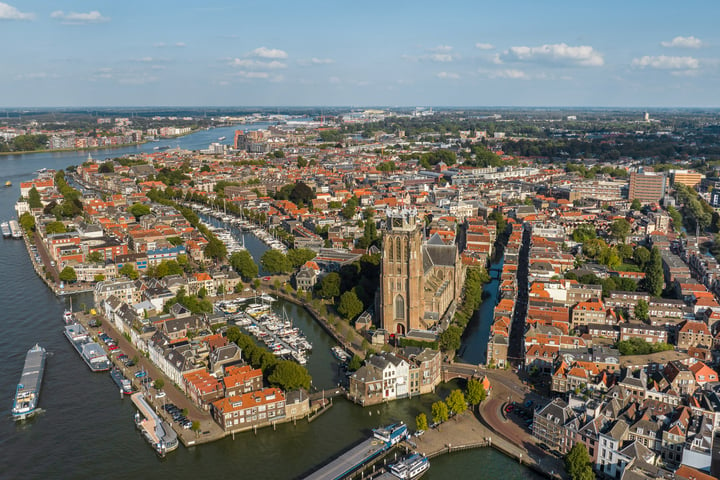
[303,437,390,480]
[131,392,179,456]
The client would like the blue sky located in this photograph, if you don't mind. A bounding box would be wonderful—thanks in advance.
[1,0,719,107]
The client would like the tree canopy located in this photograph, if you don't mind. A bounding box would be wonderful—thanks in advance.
[565,442,595,480]
[317,272,341,299]
[431,400,449,424]
[445,389,468,416]
[268,360,311,391]
[287,248,316,269]
[28,187,42,209]
[466,378,487,406]
[128,203,151,220]
[59,266,77,283]
[643,246,664,296]
[230,250,259,280]
[338,290,364,321]
[119,263,140,280]
[261,250,291,274]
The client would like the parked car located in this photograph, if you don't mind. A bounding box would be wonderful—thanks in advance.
[134,371,147,378]
[155,391,166,399]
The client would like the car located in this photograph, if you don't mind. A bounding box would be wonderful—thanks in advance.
[263,276,271,281]
[524,400,534,408]
[429,422,439,429]
[505,404,515,413]
[183,421,193,429]
[125,360,136,367]
[163,404,174,412]
[117,353,128,360]
[134,371,147,378]
[155,391,166,398]
[107,344,119,351]
[414,430,425,437]
[141,377,153,385]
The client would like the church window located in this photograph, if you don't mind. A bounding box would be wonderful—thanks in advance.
[395,295,405,320]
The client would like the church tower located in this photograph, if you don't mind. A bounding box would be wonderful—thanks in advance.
[380,207,424,335]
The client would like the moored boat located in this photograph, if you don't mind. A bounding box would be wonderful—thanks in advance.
[11,344,47,420]
[388,453,430,479]
[9,219,21,238]
[111,367,134,395]
[373,422,408,446]
[1,222,10,238]
[63,309,76,325]
[64,323,111,372]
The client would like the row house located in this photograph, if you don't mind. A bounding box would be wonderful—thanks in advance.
[619,323,668,344]
[571,300,608,328]
[677,320,713,350]
[222,365,263,397]
[183,370,223,410]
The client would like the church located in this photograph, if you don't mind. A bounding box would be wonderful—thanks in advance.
[379,207,464,336]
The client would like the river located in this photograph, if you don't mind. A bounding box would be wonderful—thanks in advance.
[0,127,539,479]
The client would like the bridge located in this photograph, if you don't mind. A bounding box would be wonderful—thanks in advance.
[309,386,347,402]
[441,363,485,382]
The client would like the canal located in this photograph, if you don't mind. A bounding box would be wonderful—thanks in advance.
[0,128,540,479]
[458,256,504,365]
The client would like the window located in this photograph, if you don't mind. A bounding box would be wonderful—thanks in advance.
[395,295,405,320]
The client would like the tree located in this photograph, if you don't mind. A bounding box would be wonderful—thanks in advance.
[565,442,595,480]
[415,413,428,432]
[59,266,77,283]
[119,263,140,280]
[634,299,649,321]
[234,282,244,294]
[198,286,208,299]
[93,274,105,282]
[610,218,631,243]
[445,389,468,416]
[230,250,259,280]
[631,198,642,210]
[287,248,317,269]
[439,325,462,352]
[267,360,311,390]
[338,290,364,321]
[288,181,315,205]
[19,212,35,233]
[28,186,42,209]
[341,196,359,220]
[318,272,341,300]
[153,378,165,390]
[297,156,308,168]
[431,400,449,425]
[572,224,596,243]
[45,221,67,234]
[466,378,487,407]
[87,251,103,263]
[204,238,227,261]
[98,162,114,173]
[347,354,362,371]
[191,421,201,436]
[633,246,651,269]
[643,246,664,296]
[128,202,151,220]
[261,250,291,274]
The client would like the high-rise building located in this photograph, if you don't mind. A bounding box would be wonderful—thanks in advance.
[379,208,462,336]
[629,172,667,204]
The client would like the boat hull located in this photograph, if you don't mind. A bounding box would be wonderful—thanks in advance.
[11,344,47,421]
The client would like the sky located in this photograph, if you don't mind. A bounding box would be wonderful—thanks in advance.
[1,0,720,108]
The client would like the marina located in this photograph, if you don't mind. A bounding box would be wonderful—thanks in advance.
[11,344,47,420]
[238,303,313,365]
[194,205,288,254]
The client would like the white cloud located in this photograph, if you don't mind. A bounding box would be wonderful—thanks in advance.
[229,58,286,69]
[0,2,34,20]
[500,43,604,67]
[475,43,494,50]
[232,71,270,79]
[298,57,334,66]
[631,55,700,70]
[51,10,109,24]
[15,72,58,80]
[492,69,528,79]
[154,42,186,48]
[429,45,453,53]
[429,53,455,63]
[437,72,460,79]
[661,36,703,48]
[250,47,288,59]
[329,76,341,84]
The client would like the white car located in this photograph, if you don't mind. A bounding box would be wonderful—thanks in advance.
[155,391,166,399]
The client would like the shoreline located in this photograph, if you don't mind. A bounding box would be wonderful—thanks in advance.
[0,128,203,157]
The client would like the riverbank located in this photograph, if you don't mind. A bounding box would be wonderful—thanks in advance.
[0,128,205,157]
